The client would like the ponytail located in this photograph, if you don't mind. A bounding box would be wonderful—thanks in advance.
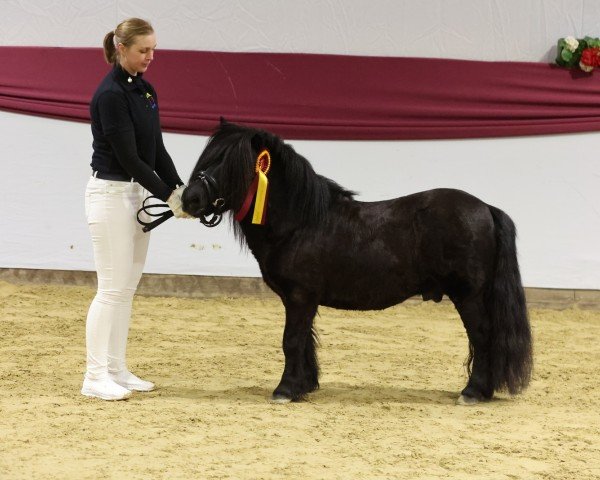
[103,31,117,64]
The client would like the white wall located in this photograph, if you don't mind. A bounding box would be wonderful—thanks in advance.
[1,0,599,289]
[2,0,599,61]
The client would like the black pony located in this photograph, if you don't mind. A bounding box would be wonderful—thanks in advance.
[182,121,533,405]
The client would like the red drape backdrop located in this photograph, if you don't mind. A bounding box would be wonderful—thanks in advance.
[1,46,599,140]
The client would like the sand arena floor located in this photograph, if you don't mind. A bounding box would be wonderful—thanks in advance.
[0,280,599,479]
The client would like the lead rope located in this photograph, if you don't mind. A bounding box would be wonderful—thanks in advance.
[136,196,174,232]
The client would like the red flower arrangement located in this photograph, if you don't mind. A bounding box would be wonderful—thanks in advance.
[555,36,600,72]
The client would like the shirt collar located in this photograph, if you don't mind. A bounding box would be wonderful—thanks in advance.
[113,65,144,91]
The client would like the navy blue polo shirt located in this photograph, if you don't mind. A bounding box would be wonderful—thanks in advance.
[90,65,182,201]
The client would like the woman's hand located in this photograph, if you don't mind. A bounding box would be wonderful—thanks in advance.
[167,185,192,218]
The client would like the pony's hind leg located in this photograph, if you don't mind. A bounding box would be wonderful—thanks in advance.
[454,295,494,405]
[271,293,319,404]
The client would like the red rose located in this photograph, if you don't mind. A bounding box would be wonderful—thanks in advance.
[580,47,600,67]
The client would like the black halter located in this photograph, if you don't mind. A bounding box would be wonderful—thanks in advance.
[136,172,225,232]
[191,170,226,227]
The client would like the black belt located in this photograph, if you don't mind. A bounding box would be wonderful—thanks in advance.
[93,171,134,182]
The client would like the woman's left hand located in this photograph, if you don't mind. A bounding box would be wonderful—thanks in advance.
[167,186,192,218]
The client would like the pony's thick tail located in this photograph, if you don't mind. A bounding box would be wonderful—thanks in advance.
[486,206,533,395]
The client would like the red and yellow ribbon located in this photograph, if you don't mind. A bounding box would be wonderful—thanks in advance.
[234,149,271,224]
[251,149,271,224]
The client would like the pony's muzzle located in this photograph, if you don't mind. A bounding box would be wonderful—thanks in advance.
[182,171,226,227]
[181,187,205,218]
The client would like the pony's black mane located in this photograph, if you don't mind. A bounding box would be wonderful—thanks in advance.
[195,122,355,233]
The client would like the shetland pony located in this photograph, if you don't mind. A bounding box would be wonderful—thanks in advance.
[182,121,533,405]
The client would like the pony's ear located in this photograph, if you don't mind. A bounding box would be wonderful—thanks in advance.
[219,116,228,126]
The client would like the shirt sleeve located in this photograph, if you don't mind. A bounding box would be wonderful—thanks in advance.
[97,91,173,201]
[155,129,184,189]
[148,87,184,189]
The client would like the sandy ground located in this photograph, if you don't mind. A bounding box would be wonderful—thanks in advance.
[0,280,599,479]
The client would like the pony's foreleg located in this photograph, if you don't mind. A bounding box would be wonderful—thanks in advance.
[455,296,494,405]
[271,297,318,404]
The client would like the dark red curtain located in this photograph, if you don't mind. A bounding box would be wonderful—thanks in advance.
[1,46,599,140]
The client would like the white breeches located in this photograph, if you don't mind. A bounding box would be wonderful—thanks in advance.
[84,176,150,380]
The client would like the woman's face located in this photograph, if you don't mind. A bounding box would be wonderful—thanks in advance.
[119,33,156,75]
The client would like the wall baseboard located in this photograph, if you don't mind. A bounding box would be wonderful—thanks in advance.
[1,268,598,310]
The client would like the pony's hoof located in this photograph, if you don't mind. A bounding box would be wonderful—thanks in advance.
[456,394,479,406]
[269,394,292,404]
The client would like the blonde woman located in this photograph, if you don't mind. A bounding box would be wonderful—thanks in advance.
[83,18,188,400]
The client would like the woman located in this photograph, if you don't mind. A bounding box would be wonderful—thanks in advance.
[83,18,189,400]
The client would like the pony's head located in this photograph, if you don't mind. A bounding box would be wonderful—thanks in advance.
[181,120,270,220]
[182,119,354,231]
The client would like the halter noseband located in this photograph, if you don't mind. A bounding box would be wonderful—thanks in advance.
[191,170,226,227]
